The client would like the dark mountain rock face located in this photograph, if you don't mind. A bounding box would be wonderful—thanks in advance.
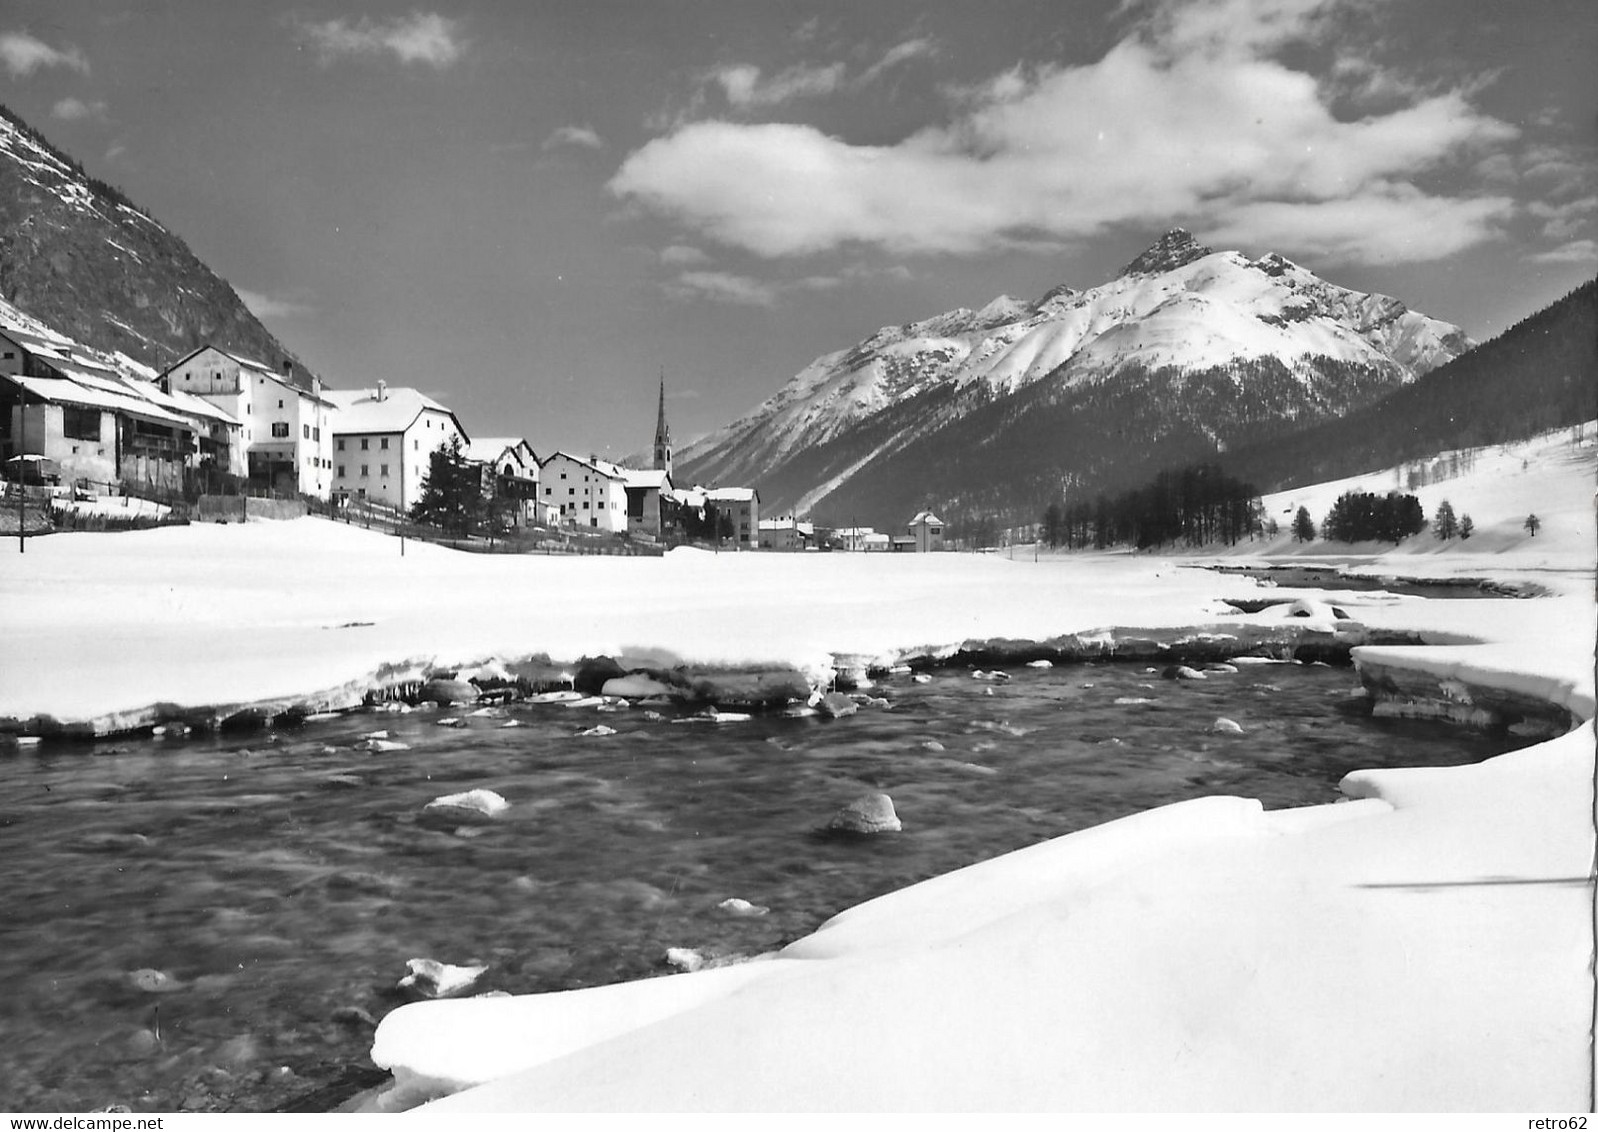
[0,105,311,385]
[1118,227,1213,277]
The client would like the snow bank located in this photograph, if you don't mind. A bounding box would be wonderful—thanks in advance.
[391,725,1591,1112]
[1,466,1592,1111]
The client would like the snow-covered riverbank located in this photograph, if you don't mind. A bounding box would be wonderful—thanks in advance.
[1,426,1592,1111]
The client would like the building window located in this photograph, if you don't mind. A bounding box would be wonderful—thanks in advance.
[303,424,310,440]
[582,501,589,509]
[62,407,100,441]
[337,465,345,477]
[361,438,369,450]
[361,465,369,477]
[272,422,290,438]
[337,439,345,451]
[380,464,389,477]
[380,437,389,450]
[278,399,284,409]
[313,427,320,441]
[544,487,552,496]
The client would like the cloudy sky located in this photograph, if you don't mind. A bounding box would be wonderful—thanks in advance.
[2,0,1594,457]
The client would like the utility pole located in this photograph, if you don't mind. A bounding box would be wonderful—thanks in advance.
[16,390,25,553]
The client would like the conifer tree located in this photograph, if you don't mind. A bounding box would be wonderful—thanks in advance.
[410,435,487,538]
[1433,500,1458,540]
[1291,506,1315,542]
[1460,514,1474,539]
[1524,513,1541,536]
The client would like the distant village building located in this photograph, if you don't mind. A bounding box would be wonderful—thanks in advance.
[758,515,814,551]
[540,451,629,531]
[832,526,879,552]
[621,466,672,538]
[466,436,545,527]
[908,510,946,552]
[162,345,334,498]
[2,316,238,495]
[706,486,759,549]
[325,382,467,512]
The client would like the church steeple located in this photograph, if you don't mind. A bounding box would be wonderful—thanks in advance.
[653,368,673,477]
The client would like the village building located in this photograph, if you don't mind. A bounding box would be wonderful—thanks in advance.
[325,383,467,513]
[757,515,813,551]
[908,510,947,552]
[621,467,672,538]
[161,345,334,498]
[540,451,629,532]
[705,486,759,549]
[465,436,547,527]
[2,317,240,495]
[831,525,879,552]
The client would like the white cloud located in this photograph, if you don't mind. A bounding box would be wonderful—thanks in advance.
[711,62,847,108]
[858,37,938,86]
[1527,239,1598,266]
[541,125,605,152]
[1528,197,1597,242]
[51,97,107,122]
[665,271,779,307]
[236,287,315,320]
[0,31,88,78]
[613,0,1518,266]
[292,12,465,68]
[660,244,710,266]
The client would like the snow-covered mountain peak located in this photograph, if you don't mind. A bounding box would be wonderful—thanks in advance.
[1118,228,1214,278]
[678,232,1475,519]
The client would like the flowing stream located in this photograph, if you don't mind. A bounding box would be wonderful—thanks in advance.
[0,658,1537,1112]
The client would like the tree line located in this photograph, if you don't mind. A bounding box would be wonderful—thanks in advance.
[1040,462,1262,549]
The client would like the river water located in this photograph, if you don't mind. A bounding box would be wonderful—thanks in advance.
[0,659,1536,1112]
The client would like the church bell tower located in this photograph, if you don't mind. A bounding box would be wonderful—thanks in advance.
[653,369,673,478]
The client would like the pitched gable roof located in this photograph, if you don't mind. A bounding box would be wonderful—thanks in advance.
[326,386,466,440]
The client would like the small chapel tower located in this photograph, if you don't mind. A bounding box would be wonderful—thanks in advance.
[653,369,673,478]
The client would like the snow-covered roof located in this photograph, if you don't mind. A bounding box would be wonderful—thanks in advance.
[327,387,464,438]
[909,511,946,526]
[465,438,533,465]
[706,486,757,503]
[3,372,192,428]
[162,344,330,402]
[620,468,671,490]
[540,451,627,481]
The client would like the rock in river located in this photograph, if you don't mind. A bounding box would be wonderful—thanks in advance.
[423,789,510,819]
[826,792,902,834]
[397,958,487,999]
[816,692,858,719]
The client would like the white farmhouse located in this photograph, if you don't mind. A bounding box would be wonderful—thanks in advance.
[908,510,947,552]
[539,452,629,532]
[161,345,335,498]
[326,382,468,513]
[466,437,547,527]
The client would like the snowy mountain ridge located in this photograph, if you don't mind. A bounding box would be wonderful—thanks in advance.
[0,106,311,384]
[678,230,1473,524]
